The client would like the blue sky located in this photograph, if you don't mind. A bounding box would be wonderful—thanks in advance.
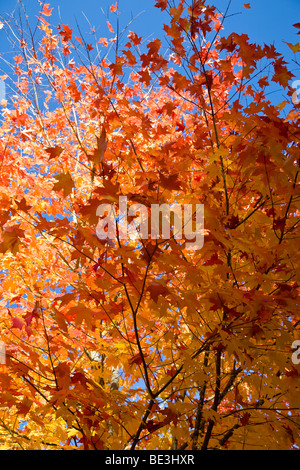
[0,0,299,100]
[0,0,298,45]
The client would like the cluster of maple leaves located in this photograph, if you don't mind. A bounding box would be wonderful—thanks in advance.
[0,0,299,450]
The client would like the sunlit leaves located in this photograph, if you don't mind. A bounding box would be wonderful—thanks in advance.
[0,0,299,452]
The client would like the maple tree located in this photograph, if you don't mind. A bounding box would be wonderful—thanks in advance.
[0,0,299,450]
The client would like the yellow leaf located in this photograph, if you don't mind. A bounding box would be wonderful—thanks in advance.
[285,42,300,53]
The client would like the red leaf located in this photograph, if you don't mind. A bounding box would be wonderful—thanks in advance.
[282,425,295,445]
[11,317,24,330]
[147,281,169,303]
[203,253,224,266]
[147,38,162,56]
[92,253,106,271]
[205,72,213,91]
[285,366,299,377]
[16,397,32,416]
[123,266,137,284]
[45,146,63,160]
[258,76,269,88]
[159,172,182,191]
[16,197,32,212]
[240,412,250,426]
[138,68,152,86]
[146,420,164,433]
[59,24,73,42]
[128,32,142,46]
[25,326,33,338]
[160,407,178,426]
[274,217,285,232]
[272,57,294,88]
[226,215,239,229]
[166,367,176,377]
[154,0,168,11]
[128,353,148,366]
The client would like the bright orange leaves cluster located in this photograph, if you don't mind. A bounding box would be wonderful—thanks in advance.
[0,0,299,450]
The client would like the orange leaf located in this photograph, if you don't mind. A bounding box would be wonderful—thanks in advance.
[107,21,114,34]
[14,55,23,65]
[41,3,53,16]
[110,2,118,13]
[75,36,83,46]
[67,305,94,329]
[52,172,75,197]
[98,37,109,47]
[0,226,25,255]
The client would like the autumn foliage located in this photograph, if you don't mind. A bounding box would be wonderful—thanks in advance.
[0,0,300,450]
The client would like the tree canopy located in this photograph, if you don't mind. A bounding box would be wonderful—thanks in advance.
[0,0,300,450]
